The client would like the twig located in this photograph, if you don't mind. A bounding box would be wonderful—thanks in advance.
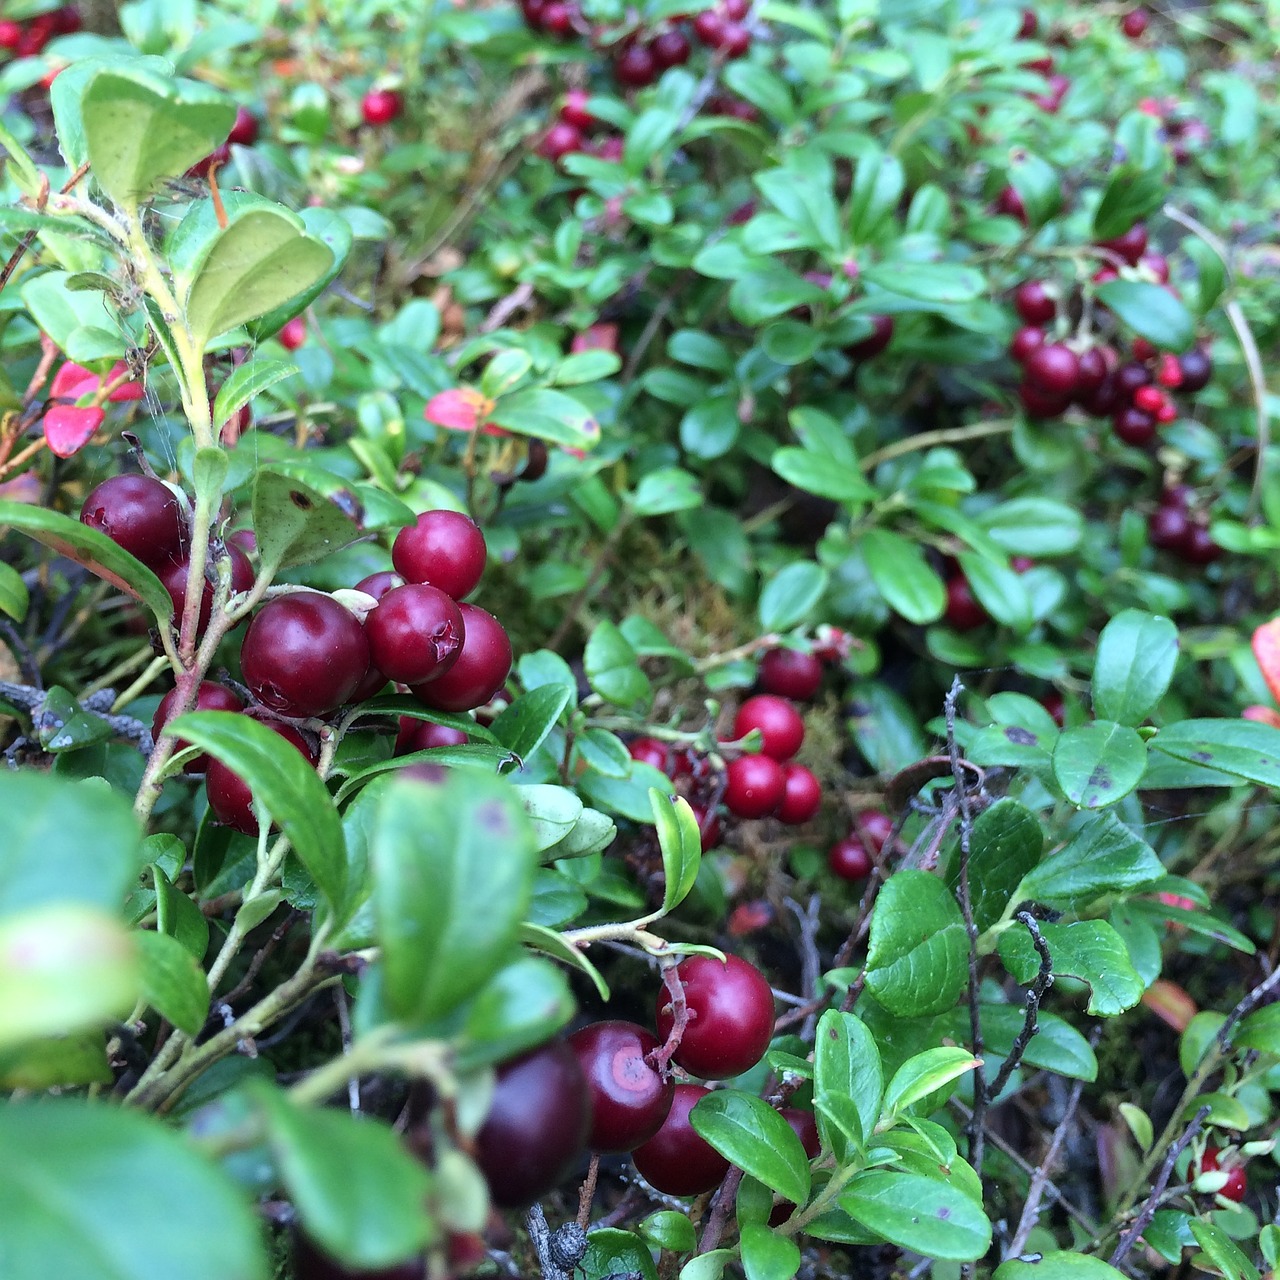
[859,419,1016,472]
[526,1204,587,1280]
[1216,962,1280,1051]
[784,895,822,1040]
[697,1166,744,1254]
[650,960,691,1076]
[987,913,1055,1100]
[576,1153,600,1230]
[1109,1105,1210,1267]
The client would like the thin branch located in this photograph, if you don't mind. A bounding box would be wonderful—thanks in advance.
[697,1166,744,1254]
[784,895,822,1040]
[987,912,1055,1100]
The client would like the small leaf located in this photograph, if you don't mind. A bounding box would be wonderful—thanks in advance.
[998,920,1144,1016]
[1092,610,1179,725]
[1188,1221,1261,1280]
[1096,280,1195,353]
[487,387,601,453]
[771,446,875,503]
[954,799,1043,933]
[251,464,361,572]
[212,359,299,431]
[1051,721,1147,808]
[740,1222,801,1280]
[691,1090,811,1205]
[490,685,572,761]
[651,789,701,914]
[840,1170,992,1261]
[631,467,702,516]
[884,1048,981,1115]
[1152,718,1280,789]
[860,529,945,624]
[0,560,29,622]
[584,620,650,709]
[813,1010,882,1152]
[758,562,828,631]
[1017,811,1163,905]
[456,956,575,1070]
[582,1229,659,1280]
[996,1254,1129,1280]
[135,929,209,1036]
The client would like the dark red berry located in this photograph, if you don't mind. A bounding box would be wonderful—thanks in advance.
[1162,482,1194,510]
[846,314,894,361]
[228,106,259,147]
[361,88,403,127]
[241,593,370,718]
[409,603,511,712]
[719,22,751,56]
[1131,336,1158,363]
[392,510,487,601]
[1023,343,1080,396]
[206,716,316,834]
[1140,252,1170,283]
[828,836,871,881]
[1018,381,1071,419]
[161,546,254,636]
[475,1040,591,1208]
[540,1,573,36]
[153,681,244,773]
[1149,504,1191,551]
[758,649,823,701]
[81,474,188,570]
[1041,691,1065,727]
[395,717,469,755]
[559,89,597,130]
[1199,1147,1247,1202]
[1100,223,1148,265]
[1121,8,1149,38]
[1113,407,1158,446]
[363,584,464,686]
[1180,524,1221,565]
[995,186,1027,223]
[690,803,722,851]
[1115,361,1153,397]
[855,809,894,854]
[1081,373,1120,417]
[1010,326,1045,363]
[538,120,583,161]
[632,1084,730,1196]
[655,954,774,1079]
[732,695,805,760]
[1074,347,1109,400]
[520,0,547,27]
[568,1021,674,1154]
[651,29,691,67]
[354,571,405,601]
[723,754,786,819]
[614,44,659,88]
[722,0,750,18]
[1178,348,1212,393]
[278,316,307,350]
[1013,281,1055,326]
[776,763,822,825]
[945,575,988,631]
[692,9,726,45]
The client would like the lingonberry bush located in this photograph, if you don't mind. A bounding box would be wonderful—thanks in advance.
[3,1,1280,1278]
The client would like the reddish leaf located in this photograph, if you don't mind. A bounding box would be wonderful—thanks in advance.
[49,361,99,402]
[571,323,619,354]
[1141,979,1197,1032]
[424,387,495,432]
[105,360,144,402]
[1242,705,1280,729]
[43,404,105,458]
[1250,619,1280,705]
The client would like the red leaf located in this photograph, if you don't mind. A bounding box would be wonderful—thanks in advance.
[1141,979,1197,1033]
[1243,705,1280,730]
[43,404,105,457]
[49,361,99,402]
[570,323,619,354]
[424,387,495,432]
[105,360,144,402]
[1251,619,1280,706]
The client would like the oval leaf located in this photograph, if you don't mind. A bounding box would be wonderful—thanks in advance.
[690,1090,811,1206]
[840,1169,992,1261]
[1092,610,1179,725]
[1052,721,1147,809]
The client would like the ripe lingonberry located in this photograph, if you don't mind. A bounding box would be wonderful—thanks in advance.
[277,316,307,349]
[353,571,405,601]
[1010,326,1045,363]
[1133,385,1167,415]
[395,717,469,755]
[655,954,775,1079]
[614,44,659,88]
[1101,223,1148,264]
[856,809,894,853]
[1112,407,1157,446]
[651,29,691,67]
[690,802,722,851]
[719,22,751,56]
[945,574,988,631]
[392,510,487,601]
[1115,362,1153,397]
[692,9,726,45]
[994,186,1027,223]
[732,694,805,760]
[538,120,583,161]
[632,1084,730,1197]
[846,314,894,361]
[81,474,188,570]
[361,88,403,127]
[1197,1147,1247,1202]
[1018,382,1070,420]
[1178,348,1212,392]
[758,648,823,701]
[1180,524,1221,566]
[153,681,244,774]
[1013,281,1055,326]
[475,1040,591,1208]
[161,545,254,635]
[559,89,597,131]
[1023,343,1080,397]
[1121,8,1149,38]
[1149,505,1190,551]
[776,763,822,825]
[364,584,464,686]
[628,737,672,772]
[205,716,317,834]
[409,603,511,712]
[568,1021,674,1154]
[1074,347,1109,400]
[828,835,871,881]
[724,753,786,818]
[241,592,371,718]
[1140,252,1170,283]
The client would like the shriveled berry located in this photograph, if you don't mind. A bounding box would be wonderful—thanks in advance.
[655,954,775,1079]
[568,1021,674,1154]
[364,584,465,686]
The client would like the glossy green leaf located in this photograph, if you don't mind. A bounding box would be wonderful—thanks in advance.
[153,862,210,959]
[640,1211,697,1252]
[865,871,968,1017]
[954,799,1043,933]
[1189,1220,1261,1280]
[861,529,946,624]
[37,686,112,753]
[251,464,361,571]
[519,923,610,1001]
[758,561,828,631]
[135,928,209,1036]
[840,1170,992,1260]
[584,619,650,708]
[582,1229,659,1280]
[490,684,572,761]
[246,207,355,340]
[740,1223,801,1280]
[0,499,173,621]
[0,560,29,622]
[211,359,299,433]
[371,772,534,1025]
[996,1253,1128,1280]
[1151,719,1280,789]
[0,1100,267,1279]
[487,387,601,453]
[21,270,125,361]
[771,446,875,503]
[971,1004,1097,1081]
[977,497,1083,557]
[1017,811,1163,906]
[691,1090,811,1205]
[957,551,1034,635]
[1096,280,1195,353]
[1052,721,1147,809]
[860,263,984,304]
[631,467,702,516]
[455,956,575,1069]
[167,711,346,911]
[1092,610,1179,725]
[884,1047,982,1115]
[651,789,702,914]
[999,920,1144,1016]
[814,1010,882,1151]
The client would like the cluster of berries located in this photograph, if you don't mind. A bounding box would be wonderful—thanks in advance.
[0,5,79,58]
[1147,482,1221,566]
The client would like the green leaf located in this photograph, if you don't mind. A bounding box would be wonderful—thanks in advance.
[998,920,1144,1016]
[729,265,827,325]
[212,359,299,432]
[79,67,235,209]
[814,1010,882,1151]
[1151,719,1280,789]
[258,1087,435,1269]
[884,1047,982,1115]
[860,529,946,624]
[847,682,929,774]
[849,148,905,242]
[1235,1003,1280,1054]
[371,772,535,1025]
[956,799,1043,934]
[996,1253,1129,1280]
[740,1222,801,1280]
[153,862,210,958]
[640,1211,697,1253]
[585,620,651,709]
[0,499,173,621]
[1051,721,1147,809]
[488,387,601,453]
[1092,610,1179,725]
[582,1229,659,1280]
[456,955,575,1069]
[771,446,875,503]
[651,789,701,914]
[135,928,209,1036]
[38,686,112,753]
[840,1170,992,1261]
[956,551,1034,634]
[631,466,702,516]
[520,923,610,1002]
[691,1090,811,1205]
[860,263,984,304]
[971,1004,1097,1081]
[1016,811,1163,906]
[758,561,828,631]
[0,1100,267,1279]
[183,205,335,347]
[21,270,125,362]
[1189,1221,1261,1280]
[167,711,347,911]
[250,464,361,572]
[1095,280,1195,353]
[553,349,622,386]
[0,560,29,622]
[864,871,968,1017]
[490,684,572,761]
[0,904,139,1049]
[245,207,355,341]
[978,497,1083,557]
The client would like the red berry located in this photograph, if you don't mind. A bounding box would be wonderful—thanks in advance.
[758,649,823,701]
[692,9,726,45]
[540,1,573,36]
[361,88,403,127]
[690,802,722,851]
[1199,1147,1247,1202]
[392,510,487,601]
[1018,381,1071,419]
[1133,385,1166,415]
[364,583,465,686]
[1161,482,1195,510]
[628,736,672,772]
[828,836,871,881]
[723,753,786,819]
[353,571,405,601]
[241,593,371,718]
[1041,691,1065,727]
[521,0,547,28]
[1010,326,1045,363]
[632,1084,730,1196]
[945,575,988,631]
[1121,8,1149,38]
[776,763,822,825]
[568,1021,674,1154]
[1013,281,1056,325]
[409,603,511,712]
[846,314,894,361]
[153,681,244,774]
[81,474,188,570]
[1100,223,1148,265]
[855,809,894,853]
[475,1040,591,1208]
[1074,347,1109,401]
[185,143,231,180]
[228,106,259,147]
[651,29,691,68]
[1116,361,1153,397]
[719,21,752,56]
[395,717,469,755]
[1178,348,1212,393]
[1156,352,1183,388]
[160,546,254,636]
[732,695,805,760]
[1011,555,1036,573]
[1023,343,1080,396]
[1018,8,1037,37]
[1149,504,1191,551]
[995,186,1028,223]
[1131,336,1158,363]
[1113,407,1158,446]
[559,89,597,131]
[206,715,317,834]
[538,120,583,161]
[722,0,750,18]
[278,316,307,350]
[614,44,659,88]
[1180,524,1221,566]
[655,954,775,1079]
[0,20,21,49]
